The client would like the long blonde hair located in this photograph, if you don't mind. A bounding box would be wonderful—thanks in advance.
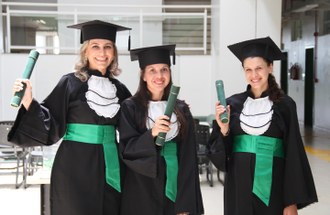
[74,40,122,82]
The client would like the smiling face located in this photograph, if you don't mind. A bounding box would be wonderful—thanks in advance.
[85,39,114,74]
[243,57,273,98]
[143,63,171,101]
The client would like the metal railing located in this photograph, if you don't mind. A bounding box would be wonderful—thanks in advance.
[1,2,211,54]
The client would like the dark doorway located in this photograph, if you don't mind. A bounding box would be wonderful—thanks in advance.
[280,52,288,94]
[304,48,314,127]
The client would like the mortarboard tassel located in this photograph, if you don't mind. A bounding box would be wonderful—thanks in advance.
[128,32,131,51]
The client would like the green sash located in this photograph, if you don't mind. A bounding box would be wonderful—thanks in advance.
[63,123,121,192]
[160,141,178,202]
[233,135,284,206]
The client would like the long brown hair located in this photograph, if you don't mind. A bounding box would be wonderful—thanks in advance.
[132,68,187,137]
[74,40,121,82]
[246,59,284,102]
[268,72,285,103]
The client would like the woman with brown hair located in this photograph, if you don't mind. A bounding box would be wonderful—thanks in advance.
[208,36,317,215]
[119,44,204,215]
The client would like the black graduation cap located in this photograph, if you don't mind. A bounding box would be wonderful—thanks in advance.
[67,20,131,47]
[130,44,176,69]
[227,36,286,63]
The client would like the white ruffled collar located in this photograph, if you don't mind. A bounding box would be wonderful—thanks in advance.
[85,75,120,118]
[146,101,179,141]
[240,96,273,135]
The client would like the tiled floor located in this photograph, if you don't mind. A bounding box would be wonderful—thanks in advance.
[0,126,329,215]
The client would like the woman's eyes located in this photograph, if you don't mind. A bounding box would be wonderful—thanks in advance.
[91,45,112,49]
[147,68,169,74]
[161,67,170,73]
[245,67,263,72]
[148,69,156,74]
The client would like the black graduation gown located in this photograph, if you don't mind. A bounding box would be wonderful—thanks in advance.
[208,88,318,215]
[8,70,131,215]
[118,98,204,215]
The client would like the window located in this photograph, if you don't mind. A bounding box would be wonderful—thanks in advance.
[291,19,302,41]
[36,31,60,54]
[322,10,330,35]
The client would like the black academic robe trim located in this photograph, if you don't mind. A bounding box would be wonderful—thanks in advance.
[8,70,132,215]
[208,87,317,215]
[119,98,204,215]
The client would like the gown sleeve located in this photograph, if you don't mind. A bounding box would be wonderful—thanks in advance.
[175,101,204,214]
[118,98,157,178]
[207,94,240,172]
[279,96,318,209]
[207,120,231,172]
[8,74,72,147]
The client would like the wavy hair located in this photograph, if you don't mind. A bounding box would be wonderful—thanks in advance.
[268,72,285,103]
[74,40,122,82]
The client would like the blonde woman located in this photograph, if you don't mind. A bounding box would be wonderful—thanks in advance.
[9,20,131,215]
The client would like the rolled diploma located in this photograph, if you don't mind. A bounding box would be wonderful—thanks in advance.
[155,85,180,146]
[215,80,228,123]
[10,49,40,107]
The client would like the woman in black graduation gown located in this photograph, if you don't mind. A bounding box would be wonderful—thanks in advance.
[8,20,132,215]
[118,45,204,215]
[208,37,317,215]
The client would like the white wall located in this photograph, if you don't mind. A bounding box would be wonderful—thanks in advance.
[212,0,282,99]
[0,0,283,124]
[0,53,212,121]
[314,35,330,129]
[283,15,330,130]
[0,54,75,120]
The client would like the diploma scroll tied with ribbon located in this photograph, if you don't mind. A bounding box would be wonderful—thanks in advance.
[155,85,180,147]
[215,80,228,123]
[11,49,40,107]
